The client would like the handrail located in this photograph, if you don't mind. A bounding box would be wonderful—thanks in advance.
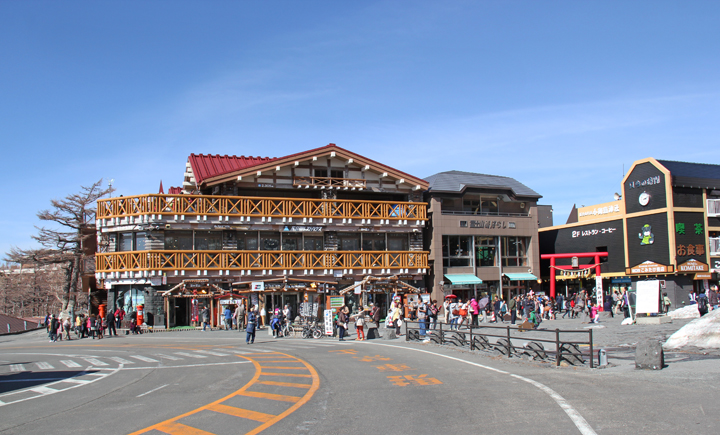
[96,250,429,272]
[440,210,529,217]
[97,194,426,221]
[404,321,594,368]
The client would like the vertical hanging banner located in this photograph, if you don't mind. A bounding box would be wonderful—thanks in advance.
[595,276,604,311]
[324,309,334,335]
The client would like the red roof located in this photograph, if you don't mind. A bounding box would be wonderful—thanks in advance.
[189,144,429,188]
[168,186,183,194]
[189,154,277,184]
[1,313,43,334]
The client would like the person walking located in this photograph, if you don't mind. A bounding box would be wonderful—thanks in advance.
[470,298,479,327]
[697,290,709,317]
[709,285,719,311]
[443,298,451,325]
[371,303,381,328]
[355,307,367,340]
[106,309,117,336]
[49,315,58,342]
[235,301,246,331]
[428,300,439,330]
[114,307,125,330]
[337,306,348,341]
[246,305,257,344]
[223,305,233,330]
[662,292,672,314]
[201,306,210,331]
[508,296,517,325]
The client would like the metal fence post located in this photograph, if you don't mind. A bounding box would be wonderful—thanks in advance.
[439,321,444,344]
[405,319,408,341]
[556,328,561,367]
[469,324,474,350]
[506,325,511,357]
[589,329,594,368]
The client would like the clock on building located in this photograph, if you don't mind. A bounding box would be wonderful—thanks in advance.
[639,191,651,206]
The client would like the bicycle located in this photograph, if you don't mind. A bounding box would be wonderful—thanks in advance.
[301,318,324,339]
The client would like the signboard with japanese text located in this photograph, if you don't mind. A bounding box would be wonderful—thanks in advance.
[549,219,625,273]
[328,296,344,309]
[626,261,674,275]
[251,281,265,291]
[324,309,334,335]
[623,162,667,214]
[626,214,670,269]
[577,200,625,222]
[677,258,709,273]
[673,212,707,264]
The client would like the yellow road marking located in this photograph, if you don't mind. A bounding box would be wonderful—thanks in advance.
[156,421,215,435]
[259,373,312,378]
[257,366,306,369]
[257,380,312,388]
[236,391,301,403]
[129,352,319,435]
[207,404,275,422]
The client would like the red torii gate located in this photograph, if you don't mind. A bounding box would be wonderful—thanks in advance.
[541,252,609,298]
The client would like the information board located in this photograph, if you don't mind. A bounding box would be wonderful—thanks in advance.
[636,280,660,314]
[329,296,344,308]
[324,309,334,335]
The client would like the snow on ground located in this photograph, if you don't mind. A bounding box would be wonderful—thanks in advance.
[664,308,720,349]
[667,305,700,319]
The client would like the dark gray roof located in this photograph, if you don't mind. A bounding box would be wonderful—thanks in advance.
[657,160,720,189]
[424,170,541,198]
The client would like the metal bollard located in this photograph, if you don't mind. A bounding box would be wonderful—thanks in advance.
[598,349,608,366]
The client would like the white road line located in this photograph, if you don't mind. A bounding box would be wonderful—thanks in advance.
[369,342,598,435]
[109,357,133,364]
[155,354,182,361]
[29,386,57,395]
[36,362,54,370]
[174,352,206,359]
[195,350,228,356]
[62,378,91,384]
[10,364,25,372]
[60,360,82,368]
[137,383,169,397]
[130,355,159,362]
[120,361,251,370]
[83,358,108,366]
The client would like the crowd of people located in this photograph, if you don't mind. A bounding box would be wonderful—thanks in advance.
[43,306,145,342]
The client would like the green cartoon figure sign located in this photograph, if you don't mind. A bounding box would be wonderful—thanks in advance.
[639,224,654,245]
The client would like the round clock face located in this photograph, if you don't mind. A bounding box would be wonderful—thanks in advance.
[639,192,651,206]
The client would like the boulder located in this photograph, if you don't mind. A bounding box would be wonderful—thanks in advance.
[635,339,664,370]
[366,327,381,340]
[383,329,397,340]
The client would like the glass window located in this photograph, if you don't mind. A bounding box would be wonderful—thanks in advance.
[260,232,280,251]
[338,232,360,251]
[362,234,386,251]
[282,233,301,250]
[237,231,258,250]
[388,234,408,251]
[502,236,528,267]
[195,231,222,250]
[475,236,497,267]
[304,235,324,251]
[442,235,473,267]
[165,231,192,250]
[135,232,146,251]
[119,233,133,251]
[481,198,498,213]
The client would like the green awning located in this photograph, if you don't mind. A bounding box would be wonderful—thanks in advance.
[503,273,538,281]
[444,274,483,285]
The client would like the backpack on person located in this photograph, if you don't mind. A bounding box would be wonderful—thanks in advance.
[698,295,708,312]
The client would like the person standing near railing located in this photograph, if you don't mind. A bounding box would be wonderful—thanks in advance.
[428,300,438,330]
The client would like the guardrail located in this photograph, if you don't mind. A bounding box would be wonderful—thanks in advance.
[96,250,429,273]
[404,321,595,368]
[97,194,427,222]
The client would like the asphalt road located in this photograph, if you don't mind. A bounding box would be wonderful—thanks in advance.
[1,328,719,435]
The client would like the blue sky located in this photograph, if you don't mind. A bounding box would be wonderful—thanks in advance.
[2,1,720,257]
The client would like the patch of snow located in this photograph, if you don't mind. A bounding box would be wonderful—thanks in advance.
[667,304,700,319]
[664,308,720,349]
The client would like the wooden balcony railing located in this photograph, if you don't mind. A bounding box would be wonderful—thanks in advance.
[293,176,366,189]
[96,250,429,273]
[97,194,426,221]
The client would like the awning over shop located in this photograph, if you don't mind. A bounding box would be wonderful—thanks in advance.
[503,273,538,281]
[444,274,483,285]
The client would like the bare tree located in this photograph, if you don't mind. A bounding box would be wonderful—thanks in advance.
[5,180,112,318]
